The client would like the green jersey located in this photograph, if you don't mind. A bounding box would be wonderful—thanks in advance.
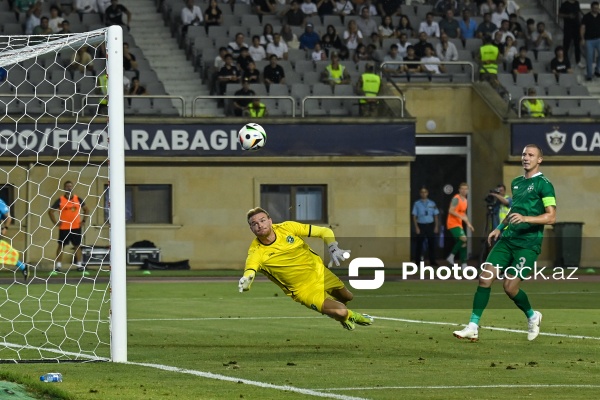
[501,172,556,253]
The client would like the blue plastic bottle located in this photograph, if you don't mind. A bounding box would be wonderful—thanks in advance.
[40,373,63,382]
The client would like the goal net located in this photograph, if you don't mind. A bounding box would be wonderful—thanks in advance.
[0,27,127,363]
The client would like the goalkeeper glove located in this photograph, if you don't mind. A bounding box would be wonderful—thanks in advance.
[327,241,350,268]
[238,272,255,293]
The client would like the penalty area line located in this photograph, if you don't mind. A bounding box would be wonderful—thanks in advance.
[316,384,600,391]
[374,316,600,340]
[127,361,369,400]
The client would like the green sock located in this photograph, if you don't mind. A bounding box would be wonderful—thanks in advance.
[458,244,467,264]
[451,240,462,258]
[469,286,491,324]
[512,289,534,318]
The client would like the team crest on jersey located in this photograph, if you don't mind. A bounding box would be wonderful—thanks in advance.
[286,235,295,243]
[546,128,566,153]
[527,183,534,192]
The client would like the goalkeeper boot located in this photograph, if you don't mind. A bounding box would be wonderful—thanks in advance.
[340,317,356,331]
[21,265,28,282]
[351,312,374,326]
[527,311,542,341]
[453,323,479,342]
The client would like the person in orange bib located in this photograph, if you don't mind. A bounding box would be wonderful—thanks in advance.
[48,181,90,272]
[446,182,474,269]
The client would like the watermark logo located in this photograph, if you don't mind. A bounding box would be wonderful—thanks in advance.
[348,258,385,290]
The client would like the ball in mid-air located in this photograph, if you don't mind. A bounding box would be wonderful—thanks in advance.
[238,123,267,151]
[425,120,436,132]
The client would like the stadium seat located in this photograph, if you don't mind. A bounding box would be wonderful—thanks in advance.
[558,73,577,88]
[569,85,589,96]
[303,71,321,85]
[269,83,288,96]
[515,73,535,88]
[537,73,557,88]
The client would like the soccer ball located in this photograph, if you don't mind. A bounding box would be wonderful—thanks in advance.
[238,123,267,151]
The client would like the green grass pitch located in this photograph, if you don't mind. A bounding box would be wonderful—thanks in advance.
[1,276,599,400]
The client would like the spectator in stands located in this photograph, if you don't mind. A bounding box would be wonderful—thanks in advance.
[24,2,42,35]
[434,0,459,17]
[358,0,377,15]
[396,15,414,38]
[461,0,478,16]
[505,0,521,17]
[512,46,533,76]
[281,24,301,49]
[436,32,458,62]
[419,12,440,38]
[229,32,249,59]
[263,54,286,89]
[550,45,573,76]
[459,9,477,41]
[503,35,518,65]
[367,42,380,61]
[233,78,256,116]
[343,20,363,51]
[123,42,139,78]
[322,25,343,52]
[413,31,430,58]
[580,1,600,81]
[377,0,401,18]
[397,32,411,58]
[218,53,241,95]
[476,13,497,39]
[525,18,536,49]
[479,0,495,15]
[478,34,499,86]
[508,13,523,39]
[48,5,64,33]
[73,0,98,19]
[267,33,289,60]
[320,51,351,85]
[104,0,131,29]
[204,0,223,34]
[301,0,318,17]
[127,77,148,96]
[14,0,37,22]
[421,44,446,74]
[237,46,254,76]
[249,35,267,62]
[353,43,371,62]
[260,24,275,47]
[439,9,460,39]
[558,0,582,68]
[33,16,53,35]
[403,45,421,73]
[210,47,229,95]
[356,62,380,116]
[491,1,510,28]
[492,31,505,54]
[382,44,403,75]
[521,87,551,117]
[253,0,276,20]
[357,7,378,38]
[282,1,306,27]
[72,45,95,74]
[338,46,350,60]
[58,20,72,34]
[312,41,328,60]
[180,0,203,36]
[378,15,395,40]
[493,19,515,43]
[317,0,336,18]
[299,23,321,50]
[244,61,261,83]
[336,0,355,17]
[247,98,268,117]
[531,22,553,52]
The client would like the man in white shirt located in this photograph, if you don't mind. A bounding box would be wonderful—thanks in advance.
[300,0,317,16]
[249,35,267,62]
[75,0,98,16]
[356,7,378,38]
[493,19,515,43]
[435,32,458,61]
[491,0,510,28]
[397,32,412,59]
[530,22,552,52]
[421,44,446,74]
[419,12,440,38]
[180,0,203,29]
[382,44,403,75]
[266,32,289,60]
[335,0,354,16]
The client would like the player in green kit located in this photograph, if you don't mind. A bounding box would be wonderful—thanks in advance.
[454,144,556,341]
[239,207,374,331]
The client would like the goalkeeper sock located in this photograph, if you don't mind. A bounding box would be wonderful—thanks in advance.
[469,286,491,324]
[16,260,25,271]
[511,289,534,318]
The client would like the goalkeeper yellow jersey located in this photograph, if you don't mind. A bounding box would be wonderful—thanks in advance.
[244,221,334,295]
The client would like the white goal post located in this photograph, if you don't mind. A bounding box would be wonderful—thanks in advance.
[0,26,127,363]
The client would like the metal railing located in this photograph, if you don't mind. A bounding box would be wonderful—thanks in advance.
[301,96,405,118]
[379,61,476,83]
[192,95,296,117]
[517,95,600,117]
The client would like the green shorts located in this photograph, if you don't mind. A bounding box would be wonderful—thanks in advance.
[485,239,538,279]
[449,226,466,238]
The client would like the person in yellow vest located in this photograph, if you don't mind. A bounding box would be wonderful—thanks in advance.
[488,183,513,231]
[48,181,90,272]
[521,87,551,117]
[246,98,268,118]
[96,72,108,114]
[446,182,474,270]
[356,62,381,117]
[477,34,499,88]
[320,51,351,86]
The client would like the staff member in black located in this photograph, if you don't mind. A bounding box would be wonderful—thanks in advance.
[411,187,440,267]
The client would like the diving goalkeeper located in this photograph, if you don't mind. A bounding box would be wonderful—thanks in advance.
[239,207,373,331]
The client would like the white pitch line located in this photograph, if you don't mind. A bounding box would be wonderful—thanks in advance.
[316,384,600,391]
[374,316,600,340]
[127,361,369,400]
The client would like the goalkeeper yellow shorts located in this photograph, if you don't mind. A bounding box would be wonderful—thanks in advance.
[292,268,346,313]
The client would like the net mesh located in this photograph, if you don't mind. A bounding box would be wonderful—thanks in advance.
[0,29,113,362]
